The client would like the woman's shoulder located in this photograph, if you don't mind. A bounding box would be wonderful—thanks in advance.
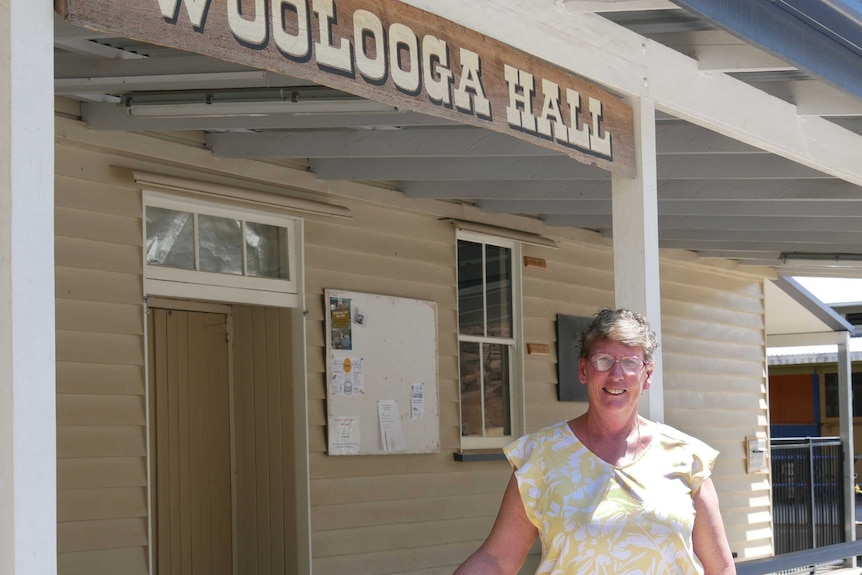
[534,420,573,438]
[653,422,718,458]
[505,421,574,460]
[511,421,571,446]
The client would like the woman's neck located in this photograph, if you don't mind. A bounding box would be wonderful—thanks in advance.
[577,411,646,466]
[585,410,639,438]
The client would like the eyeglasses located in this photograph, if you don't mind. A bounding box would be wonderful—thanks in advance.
[588,353,647,375]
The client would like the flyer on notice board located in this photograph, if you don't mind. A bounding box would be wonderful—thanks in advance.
[378,400,405,452]
[328,415,360,455]
[329,296,353,350]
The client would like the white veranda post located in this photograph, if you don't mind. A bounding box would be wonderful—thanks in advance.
[837,332,856,564]
[0,0,57,573]
[611,96,664,423]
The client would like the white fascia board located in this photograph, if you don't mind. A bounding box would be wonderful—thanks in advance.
[400,0,862,186]
[556,0,678,13]
[768,332,850,347]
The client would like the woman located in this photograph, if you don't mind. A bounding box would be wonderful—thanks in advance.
[454,308,736,575]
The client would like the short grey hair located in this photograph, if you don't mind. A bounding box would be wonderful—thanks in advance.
[578,308,659,363]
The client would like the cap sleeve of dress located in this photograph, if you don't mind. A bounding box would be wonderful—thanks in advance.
[502,428,552,529]
[689,436,719,494]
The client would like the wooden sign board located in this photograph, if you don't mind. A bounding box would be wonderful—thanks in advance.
[56,0,635,176]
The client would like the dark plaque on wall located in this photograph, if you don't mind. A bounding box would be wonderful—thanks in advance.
[556,314,592,402]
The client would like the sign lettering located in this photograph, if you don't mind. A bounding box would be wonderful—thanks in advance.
[57,0,634,175]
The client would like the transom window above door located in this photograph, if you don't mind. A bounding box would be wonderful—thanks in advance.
[144,192,300,308]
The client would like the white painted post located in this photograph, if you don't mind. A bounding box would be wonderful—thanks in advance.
[611,96,664,423]
[837,332,856,565]
[0,0,57,574]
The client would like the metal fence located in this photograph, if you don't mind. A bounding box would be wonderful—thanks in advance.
[771,437,845,555]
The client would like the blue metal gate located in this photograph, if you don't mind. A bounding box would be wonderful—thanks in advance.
[771,437,845,554]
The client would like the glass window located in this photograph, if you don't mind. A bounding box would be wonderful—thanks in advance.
[457,236,516,441]
[145,205,293,282]
[824,372,862,418]
[145,206,195,270]
[246,222,290,279]
[199,214,243,275]
[457,240,484,336]
[143,194,298,308]
[485,244,512,338]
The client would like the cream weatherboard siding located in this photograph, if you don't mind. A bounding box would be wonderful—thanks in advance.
[659,263,771,559]
[55,145,149,574]
[53,108,771,574]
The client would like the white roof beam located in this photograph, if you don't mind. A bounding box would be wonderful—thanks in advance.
[660,229,862,243]
[790,81,862,117]
[556,0,679,12]
[543,214,862,232]
[768,332,851,347]
[309,158,609,181]
[402,180,610,199]
[654,155,823,179]
[407,178,862,201]
[479,198,862,217]
[208,128,561,159]
[648,30,797,73]
[655,178,862,199]
[56,71,279,95]
[694,44,796,73]
[310,154,825,181]
[55,54,272,78]
[655,122,761,153]
[81,102,453,131]
[660,240,862,253]
[207,121,760,158]
[402,178,862,201]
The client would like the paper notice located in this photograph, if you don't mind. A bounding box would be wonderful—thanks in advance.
[331,357,364,396]
[328,415,360,455]
[410,383,424,420]
[378,400,405,452]
[350,357,364,394]
[330,357,343,395]
[354,307,367,327]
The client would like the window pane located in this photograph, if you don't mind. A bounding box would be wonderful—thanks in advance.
[483,343,511,437]
[824,373,862,418]
[485,244,512,338]
[145,206,195,270]
[458,240,485,336]
[246,222,290,279]
[199,214,243,275]
[459,341,482,436]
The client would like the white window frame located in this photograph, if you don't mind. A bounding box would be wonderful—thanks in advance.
[143,191,300,308]
[456,230,524,450]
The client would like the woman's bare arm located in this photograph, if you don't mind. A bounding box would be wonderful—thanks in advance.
[454,473,538,574]
[693,477,737,575]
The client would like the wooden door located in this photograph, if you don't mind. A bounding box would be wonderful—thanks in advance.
[148,308,233,575]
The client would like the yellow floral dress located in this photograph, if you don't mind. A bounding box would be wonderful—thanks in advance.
[504,421,718,575]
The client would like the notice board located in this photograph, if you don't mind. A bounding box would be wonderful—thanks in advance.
[325,289,439,455]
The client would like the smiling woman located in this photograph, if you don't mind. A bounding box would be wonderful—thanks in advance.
[454,308,738,575]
